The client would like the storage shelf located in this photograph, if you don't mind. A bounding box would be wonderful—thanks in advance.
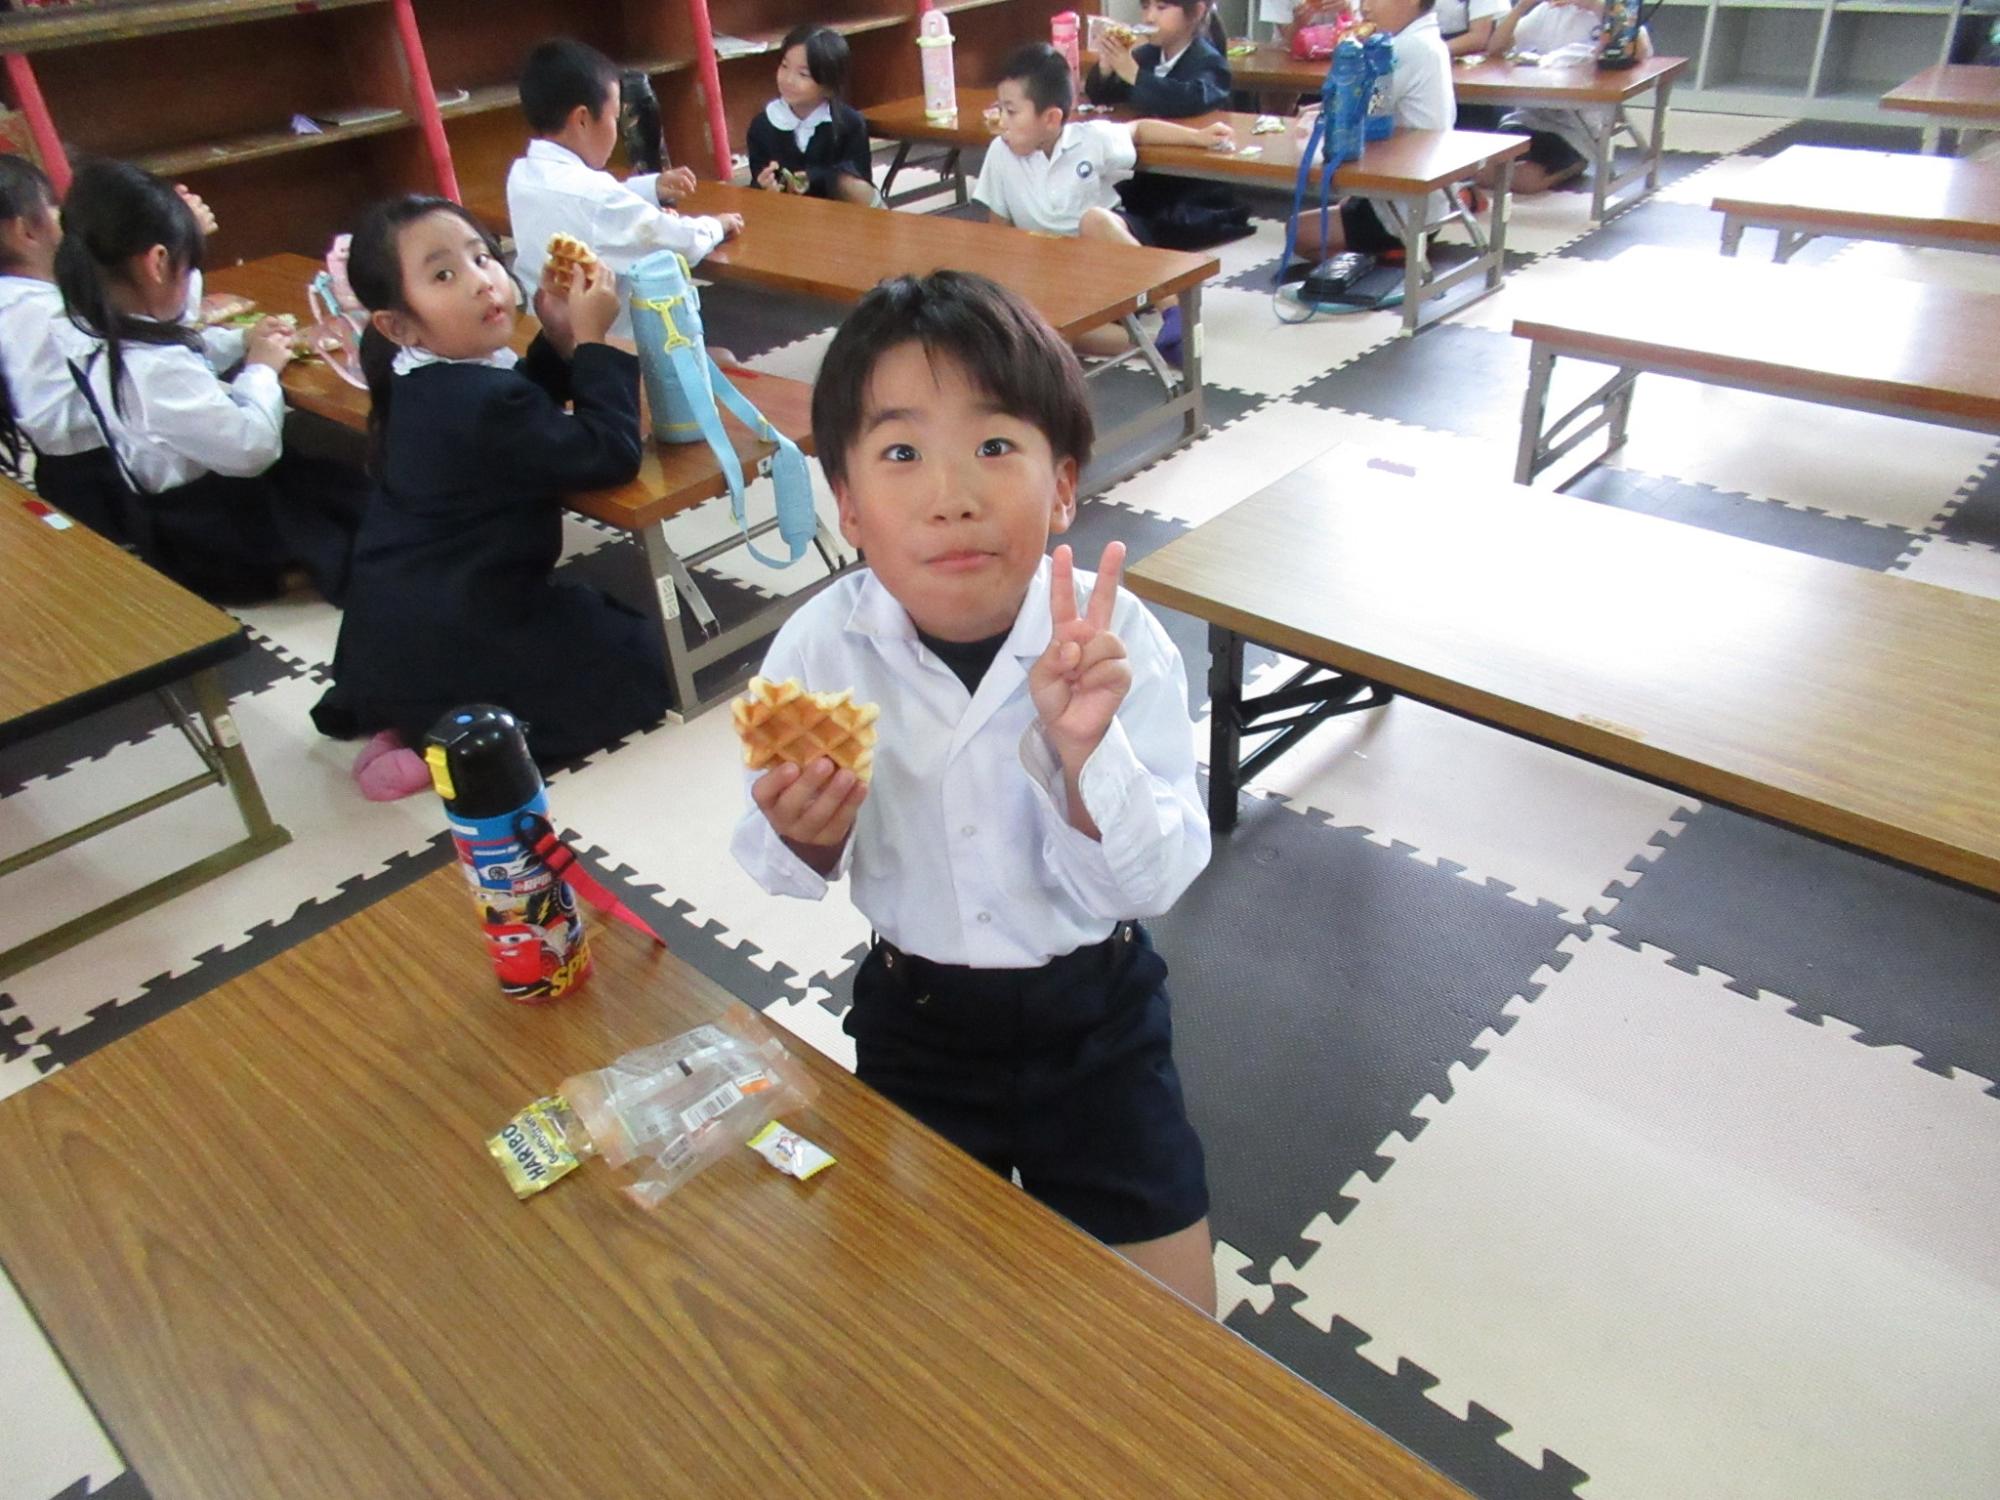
[939,0,1015,11]
[136,111,412,177]
[0,0,384,52]
[437,83,518,121]
[715,6,912,58]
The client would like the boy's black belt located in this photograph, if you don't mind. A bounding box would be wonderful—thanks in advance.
[873,923,1138,995]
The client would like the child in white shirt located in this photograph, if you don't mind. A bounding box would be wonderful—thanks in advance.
[731,271,1217,1313]
[507,39,742,341]
[1485,0,1652,193]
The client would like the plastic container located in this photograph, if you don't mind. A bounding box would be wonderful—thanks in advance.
[1363,30,1396,142]
[1328,36,1368,166]
[1051,11,1082,100]
[917,6,958,124]
[426,705,592,1003]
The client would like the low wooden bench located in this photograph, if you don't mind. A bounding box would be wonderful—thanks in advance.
[1882,63,2000,157]
[0,475,290,979]
[1510,246,2000,485]
[1125,449,2000,894]
[206,255,841,719]
[1713,144,2000,262]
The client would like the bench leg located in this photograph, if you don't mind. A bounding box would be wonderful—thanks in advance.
[950,147,967,206]
[1486,161,1514,292]
[1773,228,1813,265]
[1720,214,1744,257]
[1646,80,1672,195]
[1208,625,1244,834]
[1608,368,1637,453]
[1589,114,1615,223]
[1178,281,1207,443]
[879,141,911,202]
[1400,197,1427,336]
[639,522,706,719]
[1515,342,1556,484]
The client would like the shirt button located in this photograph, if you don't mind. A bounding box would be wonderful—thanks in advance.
[961,824,976,838]
[976,912,992,925]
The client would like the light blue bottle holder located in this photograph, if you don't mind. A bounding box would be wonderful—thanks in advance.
[627,249,816,568]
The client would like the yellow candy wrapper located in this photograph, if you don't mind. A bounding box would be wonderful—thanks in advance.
[490,1096,582,1199]
[747,1121,835,1181]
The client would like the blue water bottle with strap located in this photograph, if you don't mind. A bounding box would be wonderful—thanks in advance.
[1330,37,1369,165]
[1363,31,1396,142]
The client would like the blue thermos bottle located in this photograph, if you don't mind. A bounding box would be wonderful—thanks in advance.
[1329,37,1368,166]
[1363,31,1397,142]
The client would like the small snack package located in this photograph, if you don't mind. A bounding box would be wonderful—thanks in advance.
[489,1096,584,1199]
[747,1121,835,1181]
[559,1003,818,1209]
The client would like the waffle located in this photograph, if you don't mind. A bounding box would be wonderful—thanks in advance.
[544,232,599,286]
[731,677,879,784]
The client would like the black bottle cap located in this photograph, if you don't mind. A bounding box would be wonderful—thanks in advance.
[423,705,542,819]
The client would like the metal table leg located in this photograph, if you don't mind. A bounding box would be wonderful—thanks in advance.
[1400,195,1427,336]
[1515,342,1557,484]
[1646,80,1672,195]
[1208,624,1244,834]
[1486,160,1514,292]
[1177,281,1207,443]
[1720,213,1744,256]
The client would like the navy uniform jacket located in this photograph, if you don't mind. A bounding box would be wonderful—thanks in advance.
[1084,35,1232,117]
[312,337,671,764]
[746,100,873,198]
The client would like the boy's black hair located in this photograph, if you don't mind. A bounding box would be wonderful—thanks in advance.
[55,157,205,421]
[811,271,1093,490]
[0,154,58,474]
[781,24,852,101]
[345,194,519,475]
[997,41,1074,117]
[519,38,620,136]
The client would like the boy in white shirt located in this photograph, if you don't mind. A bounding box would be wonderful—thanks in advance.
[1483,0,1652,193]
[507,39,742,340]
[1288,0,1456,260]
[731,271,1217,1313]
[975,43,1230,357]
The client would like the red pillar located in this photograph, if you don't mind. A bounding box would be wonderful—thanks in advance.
[684,0,735,180]
[3,53,69,196]
[389,0,461,203]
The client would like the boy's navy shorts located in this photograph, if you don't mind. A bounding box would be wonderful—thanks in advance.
[844,923,1210,1247]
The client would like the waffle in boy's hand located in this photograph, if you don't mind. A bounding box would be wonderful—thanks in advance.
[544,232,599,285]
[731,677,879,784]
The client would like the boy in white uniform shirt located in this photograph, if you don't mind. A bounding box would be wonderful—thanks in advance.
[731,272,1217,1313]
[974,43,1230,357]
[507,39,742,341]
[1288,0,1456,260]
[1482,0,1652,193]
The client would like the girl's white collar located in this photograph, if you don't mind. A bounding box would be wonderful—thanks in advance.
[391,343,520,376]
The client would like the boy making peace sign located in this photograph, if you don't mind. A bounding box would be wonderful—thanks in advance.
[732,273,1215,1312]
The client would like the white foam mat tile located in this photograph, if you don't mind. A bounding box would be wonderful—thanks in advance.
[1216,686,1695,919]
[1655,150,1776,208]
[1211,215,1293,282]
[1273,406,1523,485]
[743,328,833,385]
[0,1259,126,1499]
[1101,398,1351,527]
[1895,533,2000,601]
[230,591,342,675]
[1448,252,1622,335]
[1824,238,2000,297]
[0,674,439,1043]
[554,709,872,987]
[0,1045,52,1105]
[1614,375,1997,532]
[1195,284,1401,397]
[1626,107,1791,157]
[760,985,858,1072]
[1269,928,2000,1500]
[1485,186,1595,258]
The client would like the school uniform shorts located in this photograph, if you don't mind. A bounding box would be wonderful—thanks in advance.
[845,922,1210,1247]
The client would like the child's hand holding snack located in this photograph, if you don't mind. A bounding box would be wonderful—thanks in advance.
[567,261,621,348]
[657,165,699,203]
[756,161,781,191]
[243,314,295,371]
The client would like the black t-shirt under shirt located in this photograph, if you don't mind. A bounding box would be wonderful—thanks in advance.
[917,626,1011,695]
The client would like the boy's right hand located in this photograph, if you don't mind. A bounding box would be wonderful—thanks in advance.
[567,261,621,346]
[1200,121,1237,150]
[755,162,780,191]
[718,212,746,239]
[243,316,293,371]
[753,757,867,872]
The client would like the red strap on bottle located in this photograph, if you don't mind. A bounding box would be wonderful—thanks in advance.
[515,813,666,947]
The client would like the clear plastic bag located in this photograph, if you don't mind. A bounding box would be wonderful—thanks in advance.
[558,1003,817,1210]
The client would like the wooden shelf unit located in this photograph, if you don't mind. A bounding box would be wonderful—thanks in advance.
[0,0,1062,258]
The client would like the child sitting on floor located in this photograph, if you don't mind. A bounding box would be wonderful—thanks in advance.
[976,43,1232,359]
[310,195,671,798]
[507,37,743,340]
[748,24,877,206]
[732,271,1217,1313]
[1481,0,1652,194]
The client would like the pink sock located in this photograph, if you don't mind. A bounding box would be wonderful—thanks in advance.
[353,734,433,802]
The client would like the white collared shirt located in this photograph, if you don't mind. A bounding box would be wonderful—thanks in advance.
[1436,0,1508,40]
[1366,12,1459,234]
[1154,43,1189,76]
[507,138,727,340]
[0,276,99,457]
[730,558,1211,969]
[765,97,833,152]
[390,343,521,376]
[73,327,284,494]
[1504,6,1628,163]
[972,120,1139,236]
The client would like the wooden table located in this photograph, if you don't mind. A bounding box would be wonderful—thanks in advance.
[1714,144,2000,262]
[0,866,1470,1500]
[680,181,1217,486]
[207,255,840,721]
[1452,54,1688,222]
[1882,63,2000,156]
[1510,246,2000,485]
[0,475,288,979]
[1126,451,2000,893]
[860,88,998,206]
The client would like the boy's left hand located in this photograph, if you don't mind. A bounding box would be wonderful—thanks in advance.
[657,165,699,203]
[1201,121,1236,150]
[1030,541,1131,770]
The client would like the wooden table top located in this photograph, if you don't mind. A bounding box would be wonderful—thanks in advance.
[0,866,1468,1500]
[1509,246,2000,431]
[206,254,815,532]
[861,91,1528,192]
[0,473,243,745]
[1451,52,1688,104]
[1711,144,2000,247]
[679,181,1216,337]
[1882,63,2000,121]
[1126,452,2000,893]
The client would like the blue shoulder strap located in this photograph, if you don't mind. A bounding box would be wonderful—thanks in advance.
[653,342,814,570]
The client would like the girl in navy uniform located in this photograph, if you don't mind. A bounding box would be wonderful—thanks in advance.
[1083,0,1248,257]
[58,160,364,604]
[747,25,877,206]
[311,195,670,798]
[0,157,124,537]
